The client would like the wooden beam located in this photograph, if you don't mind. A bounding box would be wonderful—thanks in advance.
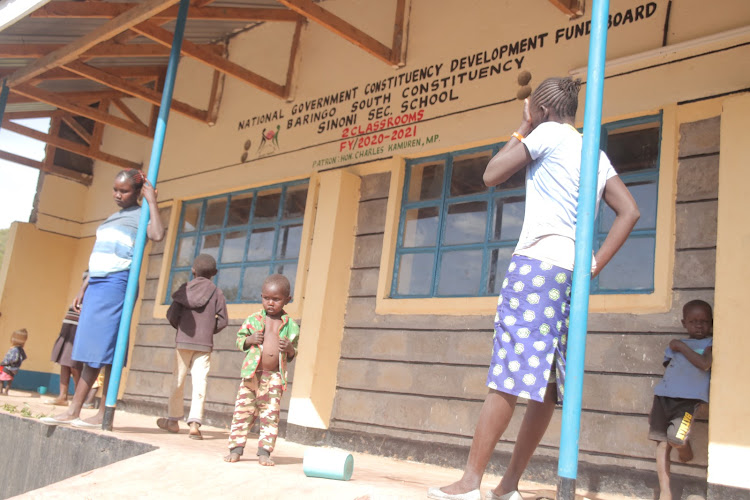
[43,115,62,173]
[132,21,286,98]
[207,69,223,125]
[548,0,584,18]
[0,150,92,185]
[64,60,209,123]
[112,98,147,128]
[3,119,141,170]
[4,110,54,119]
[391,0,407,66]
[6,90,128,105]
[5,0,182,87]
[61,113,93,144]
[90,101,107,153]
[0,43,222,58]
[11,85,151,137]
[276,0,393,65]
[31,2,303,22]
[283,20,304,99]
[1,65,168,81]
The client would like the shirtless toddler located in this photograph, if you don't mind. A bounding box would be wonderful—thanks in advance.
[224,274,300,466]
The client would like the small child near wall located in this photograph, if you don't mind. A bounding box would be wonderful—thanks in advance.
[157,254,228,439]
[0,329,29,395]
[224,274,299,466]
[649,299,713,500]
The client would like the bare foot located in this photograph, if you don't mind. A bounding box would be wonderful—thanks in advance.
[50,412,76,422]
[45,397,68,406]
[676,442,693,463]
[188,422,202,440]
[259,455,275,466]
[156,418,179,433]
[223,452,241,463]
[432,479,478,496]
[81,414,103,426]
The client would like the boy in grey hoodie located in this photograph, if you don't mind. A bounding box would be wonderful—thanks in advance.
[157,254,228,439]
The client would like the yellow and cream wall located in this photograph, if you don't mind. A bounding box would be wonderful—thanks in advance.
[2,0,749,496]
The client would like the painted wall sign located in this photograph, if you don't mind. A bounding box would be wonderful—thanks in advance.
[234,2,658,168]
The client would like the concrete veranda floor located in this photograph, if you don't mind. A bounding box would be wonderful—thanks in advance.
[1,389,648,500]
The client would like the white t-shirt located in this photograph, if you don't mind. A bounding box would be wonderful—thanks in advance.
[514,122,617,271]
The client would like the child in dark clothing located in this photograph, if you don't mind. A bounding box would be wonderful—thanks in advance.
[1,329,29,395]
[649,299,713,500]
[157,254,228,439]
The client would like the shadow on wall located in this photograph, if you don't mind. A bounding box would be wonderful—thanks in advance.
[0,413,156,499]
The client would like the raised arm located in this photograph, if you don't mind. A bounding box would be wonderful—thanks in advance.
[141,180,165,242]
[592,175,640,277]
[669,341,712,371]
[483,99,534,187]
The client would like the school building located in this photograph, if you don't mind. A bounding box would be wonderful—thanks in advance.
[0,0,749,497]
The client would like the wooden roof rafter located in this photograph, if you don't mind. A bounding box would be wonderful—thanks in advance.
[276,0,409,66]
[548,0,585,19]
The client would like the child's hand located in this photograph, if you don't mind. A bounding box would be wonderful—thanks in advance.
[279,338,294,356]
[669,339,686,352]
[73,292,84,311]
[249,331,264,345]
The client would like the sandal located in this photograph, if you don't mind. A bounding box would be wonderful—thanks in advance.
[156,417,179,433]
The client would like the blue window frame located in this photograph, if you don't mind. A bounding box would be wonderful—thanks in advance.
[391,114,661,298]
[167,179,309,304]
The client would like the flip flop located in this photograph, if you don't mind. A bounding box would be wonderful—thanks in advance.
[71,418,100,429]
[40,416,74,426]
[427,487,481,500]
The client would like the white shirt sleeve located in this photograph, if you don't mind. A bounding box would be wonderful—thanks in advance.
[521,122,557,161]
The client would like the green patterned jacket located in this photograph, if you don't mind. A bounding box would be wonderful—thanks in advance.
[236,309,300,389]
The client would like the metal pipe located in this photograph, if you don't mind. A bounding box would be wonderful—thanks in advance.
[102,0,191,431]
[0,79,9,130]
[556,0,610,498]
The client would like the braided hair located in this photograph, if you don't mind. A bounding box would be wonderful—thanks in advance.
[530,77,582,120]
[115,169,146,191]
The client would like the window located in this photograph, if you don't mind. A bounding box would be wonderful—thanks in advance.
[391,115,661,298]
[167,179,309,303]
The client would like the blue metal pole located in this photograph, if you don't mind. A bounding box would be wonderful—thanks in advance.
[556,0,610,498]
[102,0,191,431]
[0,79,9,130]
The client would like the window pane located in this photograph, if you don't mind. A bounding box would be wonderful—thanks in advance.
[275,263,297,297]
[607,125,660,173]
[277,224,302,259]
[221,230,247,263]
[170,270,190,297]
[407,162,444,202]
[492,196,525,241]
[396,253,434,295]
[597,236,655,291]
[241,266,268,302]
[402,206,439,247]
[444,201,487,245]
[175,236,196,267]
[254,188,281,222]
[203,197,227,230]
[217,267,241,302]
[437,250,482,295]
[488,247,515,295]
[227,193,253,227]
[199,233,221,260]
[600,180,657,232]
[247,227,275,261]
[450,151,491,196]
[181,202,201,232]
[283,184,308,219]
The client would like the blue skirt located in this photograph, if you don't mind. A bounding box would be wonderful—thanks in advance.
[72,270,130,369]
[486,254,572,404]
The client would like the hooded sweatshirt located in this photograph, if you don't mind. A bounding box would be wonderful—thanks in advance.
[166,276,228,352]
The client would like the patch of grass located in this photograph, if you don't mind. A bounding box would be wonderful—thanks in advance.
[3,403,18,413]
[20,406,32,418]
[34,412,48,419]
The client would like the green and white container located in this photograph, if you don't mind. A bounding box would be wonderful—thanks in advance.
[302,448,354,481]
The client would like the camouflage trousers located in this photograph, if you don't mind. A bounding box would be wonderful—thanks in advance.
[227,370,283,454]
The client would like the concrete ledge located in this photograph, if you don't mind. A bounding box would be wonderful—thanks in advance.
[286,423,707,499]
[707,482,750,500]
[0,413,156,498]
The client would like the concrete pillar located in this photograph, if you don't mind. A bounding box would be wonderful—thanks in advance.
[707,93,750,499]
[287,169,361,429]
